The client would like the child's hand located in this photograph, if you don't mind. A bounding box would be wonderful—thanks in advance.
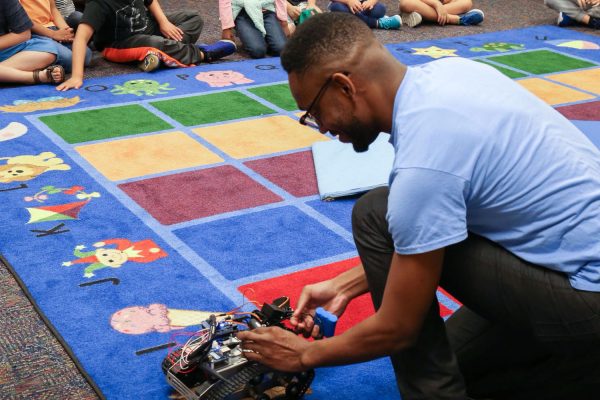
[281,21,292,38]
[160,21,184,41]
[361,0,377,10]
[56,77,83,91]
[288,5,302,21]
[435,3,449,25]
[348,0,362,13]
[53,27,75,43]
[222,28,235,41]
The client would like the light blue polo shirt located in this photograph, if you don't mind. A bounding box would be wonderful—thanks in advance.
[387,57,600,292]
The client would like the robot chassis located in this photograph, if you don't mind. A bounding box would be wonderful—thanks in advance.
[162,297,314,400]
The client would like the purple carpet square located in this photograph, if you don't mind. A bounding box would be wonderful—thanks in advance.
[174,206,356,280]
[119,166,282,225]
[244,151,318,197]
[555,100,600,121]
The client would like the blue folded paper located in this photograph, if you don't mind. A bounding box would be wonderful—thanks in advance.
[312,133,395,200]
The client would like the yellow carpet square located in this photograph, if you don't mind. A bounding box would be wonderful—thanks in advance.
[547,68,600,95]
[518,78,595,106]
[75,132,223,181]
[192,116,329,159]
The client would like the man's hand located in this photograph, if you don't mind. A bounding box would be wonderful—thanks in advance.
[237,327,311,372]
[291,279,351,338]
[160,21,184,41]
[52,27,74,42]
[361,0,378,10]
[57,76,83,91]
[222,28,235,41]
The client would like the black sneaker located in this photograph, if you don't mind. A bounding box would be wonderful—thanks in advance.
[198,40,237,63]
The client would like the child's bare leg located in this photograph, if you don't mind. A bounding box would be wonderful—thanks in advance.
[442,0,473,15]
[1,51,55,71]
[399,0,439,21]
[0,52,61,84]
[400,0,477,24]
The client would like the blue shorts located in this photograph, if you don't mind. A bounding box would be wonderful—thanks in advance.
[0,35,58,63]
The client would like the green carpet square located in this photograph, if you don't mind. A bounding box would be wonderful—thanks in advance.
[476,60,527,79]
[150,91,276,126]
[40,105,173,144]
[248,84,298,111]
[487,50,596,75]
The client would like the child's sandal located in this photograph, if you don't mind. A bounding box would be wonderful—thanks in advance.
[33,65,66,85]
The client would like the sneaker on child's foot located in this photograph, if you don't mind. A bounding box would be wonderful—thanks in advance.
[138,53,160,72]
[459,9,484,26]
[557,12,574,27]
[401,11,422,28]
[199,40,237,62]
[378,15,402,30]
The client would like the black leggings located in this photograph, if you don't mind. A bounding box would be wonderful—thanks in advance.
[352,187,600,400]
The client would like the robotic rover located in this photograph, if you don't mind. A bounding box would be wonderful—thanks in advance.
[162,297,316,400]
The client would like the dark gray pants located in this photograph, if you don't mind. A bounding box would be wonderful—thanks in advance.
[352,187,600,400]
[109,11,204,65]
[544,0,600,22]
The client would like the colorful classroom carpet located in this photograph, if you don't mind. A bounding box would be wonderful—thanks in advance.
[1,25,599,399]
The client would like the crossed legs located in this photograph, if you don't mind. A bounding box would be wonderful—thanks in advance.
[0,51,61,84]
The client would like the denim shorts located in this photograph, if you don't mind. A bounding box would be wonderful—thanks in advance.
[0,35,58,62]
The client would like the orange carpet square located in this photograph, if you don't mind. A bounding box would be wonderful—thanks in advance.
[75,131,223,181]
[518,78,595,105]
[547,68,600,95]
[192,115,329,159]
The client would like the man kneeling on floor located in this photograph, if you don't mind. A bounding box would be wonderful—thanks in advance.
[57,0,236,91]
[237,12,600,400]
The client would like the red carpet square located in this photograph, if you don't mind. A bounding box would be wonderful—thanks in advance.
[555,100,600,121]
[119,165,283,225]
[238,257,459,335]
[244,150,318,197]
[238,257,374,334]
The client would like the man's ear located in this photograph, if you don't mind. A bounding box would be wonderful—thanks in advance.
[332,72,355,98]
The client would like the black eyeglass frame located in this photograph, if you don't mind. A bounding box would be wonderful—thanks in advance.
[298,72,349,127]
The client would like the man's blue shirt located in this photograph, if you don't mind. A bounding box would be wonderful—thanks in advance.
[387,57,600,291]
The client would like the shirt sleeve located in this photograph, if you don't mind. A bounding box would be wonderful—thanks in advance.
[275,0,288,22]
[218,0,235,30]
[386,167,469,254]
[80,2,106,33]
[6,0,33,34]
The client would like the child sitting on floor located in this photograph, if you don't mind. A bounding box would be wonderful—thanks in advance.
[545,0,600,29]
[219,0,290,59]
[1,0,64,85]
[286,0,322,33]
[20,0,92,72]
[398,0,484,28]
[55,0,83,30]
[329,0,402,30]
[57,0,236,91]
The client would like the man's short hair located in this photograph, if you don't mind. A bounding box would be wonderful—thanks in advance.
[281,12,374,75]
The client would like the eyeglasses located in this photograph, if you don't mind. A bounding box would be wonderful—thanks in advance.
[299,72,349,127]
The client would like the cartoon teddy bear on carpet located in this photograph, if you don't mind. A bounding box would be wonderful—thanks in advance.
[62,238,167,278]
[0,152,71,183]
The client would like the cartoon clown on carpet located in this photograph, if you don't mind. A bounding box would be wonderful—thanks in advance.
[62,238,167,278]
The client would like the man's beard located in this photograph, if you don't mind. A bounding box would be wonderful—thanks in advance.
[347,116,378,153]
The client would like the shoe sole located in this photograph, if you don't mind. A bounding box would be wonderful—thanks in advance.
[401,12,422,28]
[139,55,160,72]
